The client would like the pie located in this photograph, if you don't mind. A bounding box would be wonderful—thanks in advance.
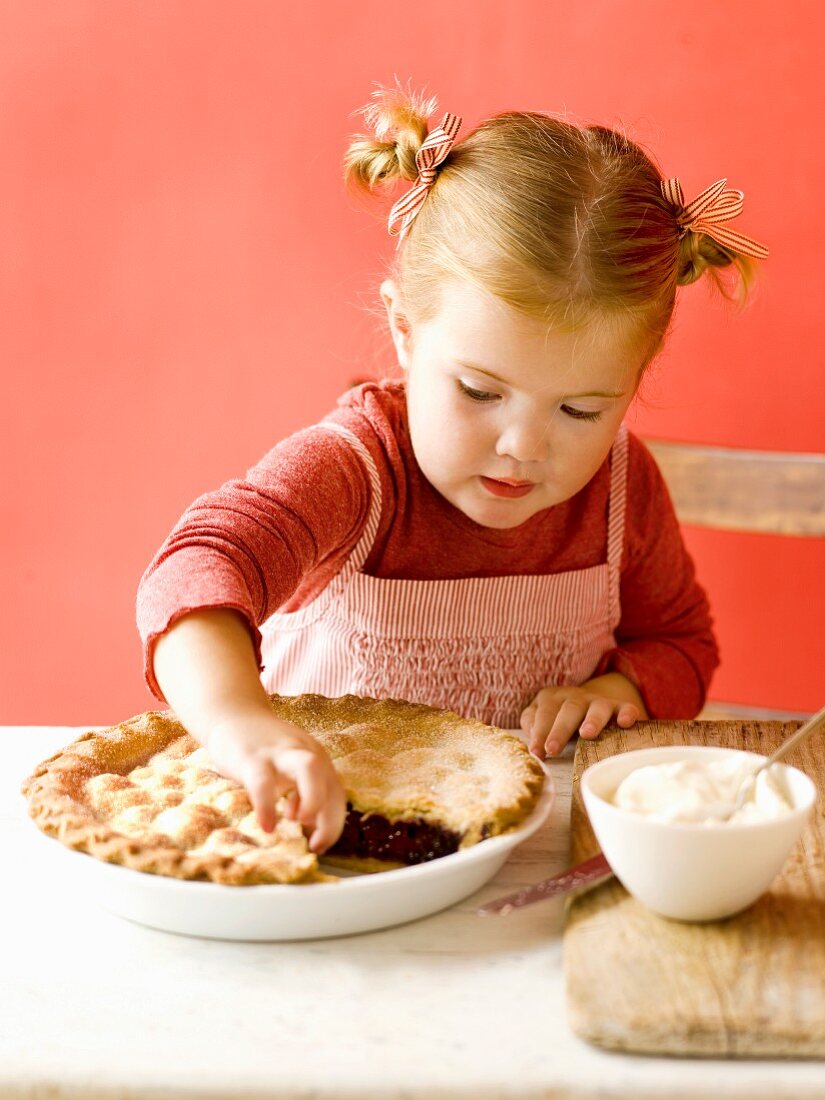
[21,693,545,886]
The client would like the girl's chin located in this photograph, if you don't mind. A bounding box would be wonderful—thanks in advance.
[453,490,548,530]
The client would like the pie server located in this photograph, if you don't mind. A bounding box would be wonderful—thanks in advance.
[477,852,613,915]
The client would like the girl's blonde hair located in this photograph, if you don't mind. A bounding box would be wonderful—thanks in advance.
[344,83,758,365]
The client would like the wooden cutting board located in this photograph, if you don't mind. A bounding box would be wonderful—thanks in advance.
[564,720,825,1057]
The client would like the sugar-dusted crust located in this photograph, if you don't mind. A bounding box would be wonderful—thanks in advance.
[21,694,545,886]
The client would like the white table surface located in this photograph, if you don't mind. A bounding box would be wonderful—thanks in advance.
[4,726,824,1100]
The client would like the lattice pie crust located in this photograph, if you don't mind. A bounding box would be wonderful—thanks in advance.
[22,694,545,886]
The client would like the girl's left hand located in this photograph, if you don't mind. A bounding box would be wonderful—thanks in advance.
[520,673,648,759]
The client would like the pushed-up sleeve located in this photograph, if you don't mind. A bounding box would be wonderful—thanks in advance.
[136,425,375,702]
[596,435,720,718]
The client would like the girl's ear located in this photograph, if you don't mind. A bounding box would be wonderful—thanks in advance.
[380,279,414,371]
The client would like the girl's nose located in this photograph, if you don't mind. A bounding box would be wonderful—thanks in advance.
[495,419,550,464]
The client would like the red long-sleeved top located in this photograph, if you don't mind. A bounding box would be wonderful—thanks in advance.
[137,381,719,717]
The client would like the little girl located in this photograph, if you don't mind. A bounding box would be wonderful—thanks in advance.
[137,85,768,853]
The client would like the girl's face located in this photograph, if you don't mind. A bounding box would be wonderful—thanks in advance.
[382,277,645,530]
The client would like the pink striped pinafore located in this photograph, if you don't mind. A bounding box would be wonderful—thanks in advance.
[260,424,629,729]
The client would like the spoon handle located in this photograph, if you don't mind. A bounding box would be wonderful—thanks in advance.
[762,704,825,768]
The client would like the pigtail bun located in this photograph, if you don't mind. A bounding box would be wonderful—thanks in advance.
[677,231,757,305]
[343,80,438,192]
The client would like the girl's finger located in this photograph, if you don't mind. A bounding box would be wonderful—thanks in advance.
[240,757,291,833]
[529,698,565,755]
[277,750,347,853]
[616,703,640,728]
[544,699,585,756]
[578,699,614,739]
[282,790,300,819]
[520,704,537,735]
[308,793,348,854]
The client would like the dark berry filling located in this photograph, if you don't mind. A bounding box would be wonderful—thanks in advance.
[328,807,462,865]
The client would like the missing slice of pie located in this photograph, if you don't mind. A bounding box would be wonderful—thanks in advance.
[21,693,546,886]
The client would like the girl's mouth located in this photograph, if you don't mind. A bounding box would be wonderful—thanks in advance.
[479,476,536,499]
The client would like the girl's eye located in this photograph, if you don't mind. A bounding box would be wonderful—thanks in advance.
[560,404,603,422]
[458,380,500,403]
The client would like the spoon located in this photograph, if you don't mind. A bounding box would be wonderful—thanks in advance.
[700,703,825,822]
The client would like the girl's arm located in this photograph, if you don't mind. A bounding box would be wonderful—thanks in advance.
[137,419,387,847]
[152,607,347,851]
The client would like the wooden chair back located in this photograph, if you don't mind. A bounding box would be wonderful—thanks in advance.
[644,439,825,538]
[643,438,825,719]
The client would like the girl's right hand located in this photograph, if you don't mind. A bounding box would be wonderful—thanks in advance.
[203,707,347,853]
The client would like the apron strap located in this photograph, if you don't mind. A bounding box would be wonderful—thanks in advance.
[606,424,630,626]
[260,423,383,634]
[318,423,384,577]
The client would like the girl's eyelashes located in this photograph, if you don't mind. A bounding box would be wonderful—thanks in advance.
[560,404,603,422]
[458,380,500,403]
[457,380,604,421]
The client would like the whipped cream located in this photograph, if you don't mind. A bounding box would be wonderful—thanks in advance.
[612,757,795,825]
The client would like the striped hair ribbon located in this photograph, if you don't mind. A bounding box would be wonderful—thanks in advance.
[660,177,769,259]
[387,112,462,239]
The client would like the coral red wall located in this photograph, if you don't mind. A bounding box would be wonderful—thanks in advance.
[2,0,823,724]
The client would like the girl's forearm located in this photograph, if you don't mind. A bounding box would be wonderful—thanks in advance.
[151,608,273,744]
[151,608,347,848]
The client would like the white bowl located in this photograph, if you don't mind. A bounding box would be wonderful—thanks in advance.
[581,745,816,922]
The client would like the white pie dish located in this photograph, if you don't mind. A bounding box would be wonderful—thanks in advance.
[31,760,554,941]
